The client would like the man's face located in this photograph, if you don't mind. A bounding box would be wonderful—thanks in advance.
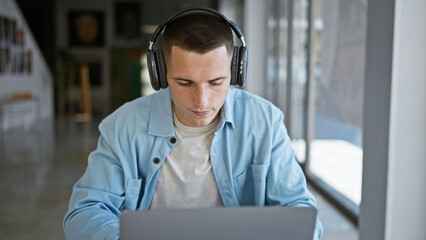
[166,45,231,127]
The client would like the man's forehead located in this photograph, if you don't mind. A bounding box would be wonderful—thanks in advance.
[169,45,231,56]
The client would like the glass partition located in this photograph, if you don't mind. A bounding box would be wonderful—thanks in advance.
[309,0,367,207]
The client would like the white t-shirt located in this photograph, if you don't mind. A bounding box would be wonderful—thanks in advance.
[150,113,224,209]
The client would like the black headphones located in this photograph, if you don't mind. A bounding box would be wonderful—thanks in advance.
[147,7,248,90]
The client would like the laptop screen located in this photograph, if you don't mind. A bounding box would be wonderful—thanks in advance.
[120,206,317,240]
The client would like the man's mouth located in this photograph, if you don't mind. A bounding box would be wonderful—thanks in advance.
[192,110,210,117]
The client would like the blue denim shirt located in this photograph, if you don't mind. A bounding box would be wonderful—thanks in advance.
[64,87,323,240]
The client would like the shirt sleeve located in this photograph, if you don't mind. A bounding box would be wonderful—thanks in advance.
[63,122,124,240]
[266,110,323,239]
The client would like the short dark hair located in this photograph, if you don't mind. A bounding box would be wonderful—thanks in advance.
[162,12,234,62]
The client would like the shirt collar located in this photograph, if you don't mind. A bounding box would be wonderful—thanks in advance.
[217,87,236,131]
[148,88,175,137]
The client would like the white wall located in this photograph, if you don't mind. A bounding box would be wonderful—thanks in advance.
[359,0,426,239]
[385,0,426,239]
[243,0,268,98]
[0,0,53,120]
[219,0,244,28]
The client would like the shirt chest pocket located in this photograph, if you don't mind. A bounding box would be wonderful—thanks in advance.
[123,178,144,210]
[233,164,269,206]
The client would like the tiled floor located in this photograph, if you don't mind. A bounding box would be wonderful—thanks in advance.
[312,188,358,240]
[0,117,358,239]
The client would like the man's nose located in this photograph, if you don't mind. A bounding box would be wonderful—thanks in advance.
[193,86,209,109]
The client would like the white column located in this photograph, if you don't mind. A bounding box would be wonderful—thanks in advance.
[385,0,426,239]
[243,0,268,98]
[359,0,426,239]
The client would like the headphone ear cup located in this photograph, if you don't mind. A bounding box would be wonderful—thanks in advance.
[155,50,168,89]
[230,46,240,86]
[237,46,248,87]
[147,50,161,90]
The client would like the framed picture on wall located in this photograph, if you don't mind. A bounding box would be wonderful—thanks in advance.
[68,11,104,47]
[2,17,11,44]
[0,48,4,73]
[114,2,140,40]
[11,19,17,44]
[4,48,10,73]
[14,49,22,73]
[0,16,3,42]
[26,50,32,74]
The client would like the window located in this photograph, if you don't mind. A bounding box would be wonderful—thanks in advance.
[309,0,367,209]
[266,0,368,219]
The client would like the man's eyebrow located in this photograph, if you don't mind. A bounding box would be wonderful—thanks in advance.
[172,76,228,82]
[172,77,193,82]
[208,76,227,82]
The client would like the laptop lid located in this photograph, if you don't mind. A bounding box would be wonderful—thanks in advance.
[120,206,317,240]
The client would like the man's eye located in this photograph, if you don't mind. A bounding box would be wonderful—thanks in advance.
[211,81,223,86]
[177,81,191,86]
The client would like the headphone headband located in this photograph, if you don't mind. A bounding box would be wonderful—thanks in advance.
[148,7,246,50]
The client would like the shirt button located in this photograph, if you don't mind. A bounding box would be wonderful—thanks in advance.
[153,158,160,164]
[170,137,177,144]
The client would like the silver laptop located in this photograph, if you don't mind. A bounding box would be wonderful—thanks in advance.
[120,206,317,240]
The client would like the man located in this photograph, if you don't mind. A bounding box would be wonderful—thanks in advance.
[64,8,323,240]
